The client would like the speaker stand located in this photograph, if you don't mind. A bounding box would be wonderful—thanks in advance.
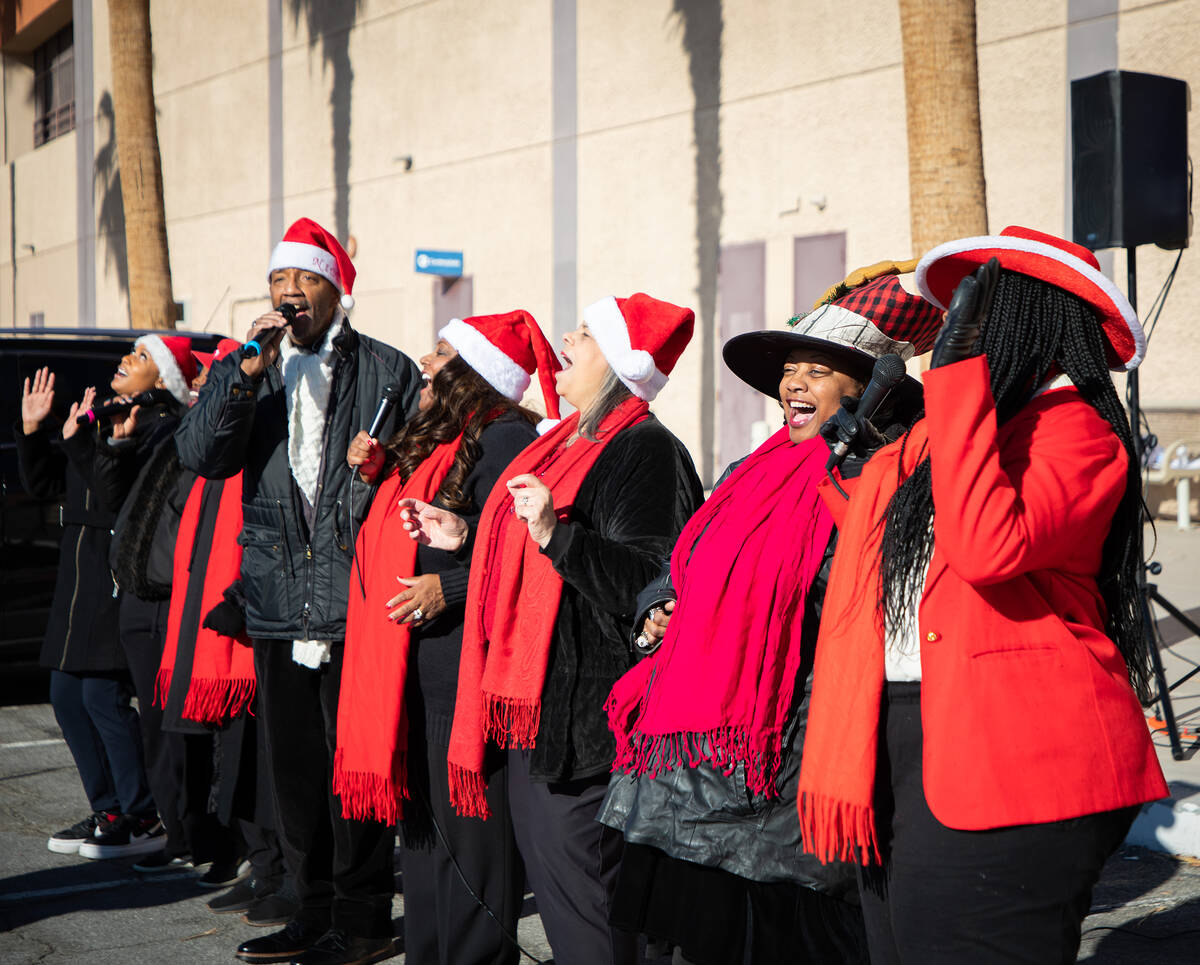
[1127,244,1193,760]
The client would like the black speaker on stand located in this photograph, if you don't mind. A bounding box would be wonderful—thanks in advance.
[1071,69,1194,760]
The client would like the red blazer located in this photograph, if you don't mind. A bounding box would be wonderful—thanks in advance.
[822,355,1166,830]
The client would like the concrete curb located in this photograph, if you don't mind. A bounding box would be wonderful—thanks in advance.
[1126,796,1200,859]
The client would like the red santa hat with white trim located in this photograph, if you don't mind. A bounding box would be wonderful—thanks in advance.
[267,217,357,312]
[134,334,197,405]
[439,309,563,420]
[581,293,695,401]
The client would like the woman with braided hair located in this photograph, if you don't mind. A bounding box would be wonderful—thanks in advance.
[797,226,1168,964]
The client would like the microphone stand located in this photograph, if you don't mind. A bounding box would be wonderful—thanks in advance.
[1127,243,1200,760]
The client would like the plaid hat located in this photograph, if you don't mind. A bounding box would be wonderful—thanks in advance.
[723,275,943,398]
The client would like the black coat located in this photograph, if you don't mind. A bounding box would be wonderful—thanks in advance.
[16,426,124,674]
[175,321,420,642]
[529,415,704,783]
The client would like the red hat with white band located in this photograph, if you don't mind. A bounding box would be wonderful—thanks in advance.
[916,225,1145,371]
[134,334,197,405]
[439,310,563,420]
[267,217,357,312]
[581,293,695,401]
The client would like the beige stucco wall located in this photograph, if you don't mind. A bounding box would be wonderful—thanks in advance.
[2,0,1198,466]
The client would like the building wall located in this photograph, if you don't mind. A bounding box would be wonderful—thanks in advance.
[1,0,1197,470]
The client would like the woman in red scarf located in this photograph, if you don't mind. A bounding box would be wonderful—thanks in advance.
[399,294,703,965]
[599,272,942,965]
[797,228,1168,964]
[336,310,558,965]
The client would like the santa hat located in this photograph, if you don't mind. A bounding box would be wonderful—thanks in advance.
[916,225,1145,370]
[581,293,695,401]
[134,334,197,405]
[439,310,562,420]
[267,217,357,312]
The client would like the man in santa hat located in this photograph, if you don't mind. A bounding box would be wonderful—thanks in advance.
[177,218,421,965]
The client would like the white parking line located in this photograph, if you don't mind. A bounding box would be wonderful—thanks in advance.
[0,871,198,903]
[0,738,64,750]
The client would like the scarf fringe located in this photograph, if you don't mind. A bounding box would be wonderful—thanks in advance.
[796,790,881,865]
[181,677,256,726]
[481,693,541,749]
[448,762,492,819]
[153,668,171,710]
[332,747,406,825]
[612,725,784,798]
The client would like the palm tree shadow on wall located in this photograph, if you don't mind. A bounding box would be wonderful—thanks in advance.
[288,0,362,244]
[671,0,723,486]
[94,90,129,302]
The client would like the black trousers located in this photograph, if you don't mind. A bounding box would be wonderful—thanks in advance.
[120,594,187,850]
[50,669,155,817]
[253,640,395,938]
[400,734,525,965]
[507,750,637,965]
[859,682,1137,965]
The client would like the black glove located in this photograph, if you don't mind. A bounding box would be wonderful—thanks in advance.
[819,395,887,459]
[202,580,247,641]
[930,256,1001,369]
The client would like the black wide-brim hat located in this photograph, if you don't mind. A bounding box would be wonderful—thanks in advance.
[722,274,944,399]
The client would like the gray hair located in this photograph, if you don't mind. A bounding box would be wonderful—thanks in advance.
[577,367,634,442]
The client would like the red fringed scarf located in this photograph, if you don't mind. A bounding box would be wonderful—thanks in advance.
[605,431,833,797]
[447,397,650,818]
[156,474,254,724]
[796,424,929,865]
[333,434,464,824]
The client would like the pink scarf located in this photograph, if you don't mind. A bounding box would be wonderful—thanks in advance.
[606,430,834,796]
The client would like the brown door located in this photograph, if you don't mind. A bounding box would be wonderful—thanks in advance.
[717,242,765,473]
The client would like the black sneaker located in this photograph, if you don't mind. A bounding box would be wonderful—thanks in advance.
[47,812,108,855]
[242,890,300,927]
[132,850,193,873]
[198,857,251,888]
[78,813,165,859]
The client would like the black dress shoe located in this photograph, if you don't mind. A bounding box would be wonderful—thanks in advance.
[235,919,326,963]
[290,929,396,965]
[244,890,301,927]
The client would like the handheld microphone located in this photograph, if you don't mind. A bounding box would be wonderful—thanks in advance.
[240,302,298,358]
[826,353,907,471]
[366,383,403,439]
[76,388,178,425]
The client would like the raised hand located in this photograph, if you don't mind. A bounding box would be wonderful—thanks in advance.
[506,474,557,549]
[818,395,886,459]
[108,399,140,440]
[347,429,386,483]
[931,256,1000,369]
[21,367,55,433]
[397,498,469,552]
[63,386,97,440]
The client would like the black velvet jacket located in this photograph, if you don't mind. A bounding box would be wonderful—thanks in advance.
[529,415,703,783]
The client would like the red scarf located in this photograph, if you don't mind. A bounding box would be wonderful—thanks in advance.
[605,431,833,796]
[447,397,650,817]
[333,434,464,824]
[796,425,929,865]
[156,474,254,723]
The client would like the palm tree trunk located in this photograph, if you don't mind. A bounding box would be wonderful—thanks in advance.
[899,0,988,258]
[107,0,174,330]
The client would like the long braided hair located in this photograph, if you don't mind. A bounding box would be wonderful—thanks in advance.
[877,270,1151,698]
[382,355,538,512]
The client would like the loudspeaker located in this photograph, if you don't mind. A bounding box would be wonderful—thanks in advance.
[1071,70,1190,251]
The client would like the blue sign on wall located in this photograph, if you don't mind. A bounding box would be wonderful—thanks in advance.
[414,249,464,277]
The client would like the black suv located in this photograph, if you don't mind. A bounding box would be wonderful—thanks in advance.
[0,328,222,679]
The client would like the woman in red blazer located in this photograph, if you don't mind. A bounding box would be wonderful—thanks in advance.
[797,226,1167,964]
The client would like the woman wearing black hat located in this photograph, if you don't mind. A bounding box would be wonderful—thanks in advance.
[599,270,943,965]
[798,227,1168,964]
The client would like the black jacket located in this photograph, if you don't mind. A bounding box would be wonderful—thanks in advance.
[529,415,704,783]
[16,426,124,674]
[175,321,420,641]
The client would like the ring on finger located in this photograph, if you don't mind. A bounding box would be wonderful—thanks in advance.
[411,608,423,622]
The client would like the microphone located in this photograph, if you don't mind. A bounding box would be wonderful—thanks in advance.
[76,388,178,425]
[366,383,403,439]
[826,353,907,471]
[240,302,298,358]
